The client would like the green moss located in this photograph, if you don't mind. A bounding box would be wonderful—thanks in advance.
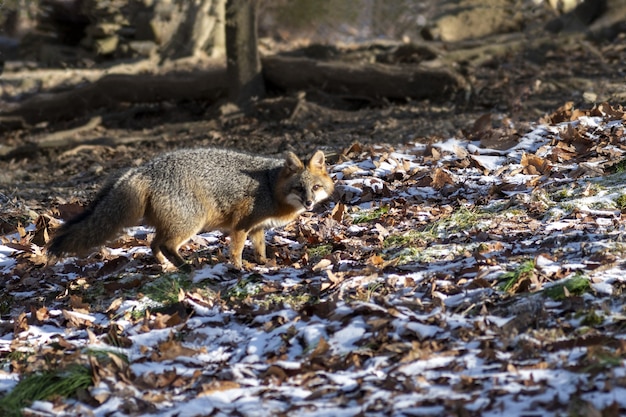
[615,194,626,210]
[543,274,591,300]
[384,205,485,250]
[257,292,318,310]
[384,230,433,249]
[223,274,264,300]
[307,243,333,260]
[552,186,574,202]
[607,158,626,174]
[352,206,389,224]
[581,310,603,327]
[443,205,484,231]
[499,260,536,292]
[84,348,129,364]
[143,272,192,305]
[0,293,14,315]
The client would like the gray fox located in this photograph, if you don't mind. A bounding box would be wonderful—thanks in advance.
[47,148,334,270]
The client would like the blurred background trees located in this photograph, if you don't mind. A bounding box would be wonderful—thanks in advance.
[1,0,625,124]
[1,0,622,67]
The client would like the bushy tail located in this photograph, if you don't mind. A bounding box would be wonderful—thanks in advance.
[47,169,148,258]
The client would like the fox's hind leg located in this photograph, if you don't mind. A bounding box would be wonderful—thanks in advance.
[150,236,188,271]
[150,224,200,272]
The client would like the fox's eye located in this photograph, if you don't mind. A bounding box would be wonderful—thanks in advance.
[312,185,322,191]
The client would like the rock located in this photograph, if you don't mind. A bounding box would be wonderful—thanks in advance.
[94,35,118,55]
[424,0,524,42]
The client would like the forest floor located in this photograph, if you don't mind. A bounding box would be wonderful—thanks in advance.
[1,29,626,416]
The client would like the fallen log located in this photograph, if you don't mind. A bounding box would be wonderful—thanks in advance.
[261,55,468,100]
[1,55,467,127]
[1,68,229,126]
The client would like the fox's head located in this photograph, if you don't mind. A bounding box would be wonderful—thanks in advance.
[279,150,334,211]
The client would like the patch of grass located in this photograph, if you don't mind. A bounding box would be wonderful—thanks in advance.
[389,246,422,264]
[543,274,591,300]
[1,350,32,370]
[0,365,92,417]
[0,293,14,315]
[346,280,388,303]
[258,292,318,310]
[583,347,622,375]
[352,206,389,224]
[499,259,536,292]
[84,348,129,364]
[500,208,526,218]
[385,205,485,249]
[383,206,490,266]
[388,243,478,265]
[307,243,333,260]
[223,274,264,300]
[384,230,434,249]
[607,158,626,174]
[589,200,615,211]
[614,194,626,210]
[581,310,603,327]
[143,272,192,305]
[442,205,484,232]
[559,202,576,212]
[552,186,574,202]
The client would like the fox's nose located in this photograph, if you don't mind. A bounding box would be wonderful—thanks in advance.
[305,200,314,210]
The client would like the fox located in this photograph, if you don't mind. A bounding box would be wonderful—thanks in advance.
[47,148,334,270]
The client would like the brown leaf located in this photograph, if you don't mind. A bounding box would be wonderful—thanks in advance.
[3,241,33,252]
[31,215,51,247]
[431,167,454,189]
[331,202,346,222]
[521,153,551,176]
[69,295,90,313]
[471,113,492,134]
[309,337,330,359]
[547,101,575,123]
[342,142,363,157]
[140,369,179,389]
[153,312,185,329]
[591,102,625,121]
[62,309,94,328]
[312,259,332,272]
[106,298,123,314]
[151,339,201,362]
[262,365,289,384]
[341,165,361,179]
[200,380,241,396]
[30,306,49,325]
[104,276,144,292]
[14,312,29,335]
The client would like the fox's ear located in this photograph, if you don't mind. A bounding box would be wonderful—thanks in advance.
[284,151,304,172]
[308,150,326,172]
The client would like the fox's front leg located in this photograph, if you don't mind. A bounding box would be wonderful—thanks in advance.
[229,230,248,269]
[249,228,267,265]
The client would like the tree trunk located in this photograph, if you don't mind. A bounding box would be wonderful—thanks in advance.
[159,0,226,60]
[225,0,265,112]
